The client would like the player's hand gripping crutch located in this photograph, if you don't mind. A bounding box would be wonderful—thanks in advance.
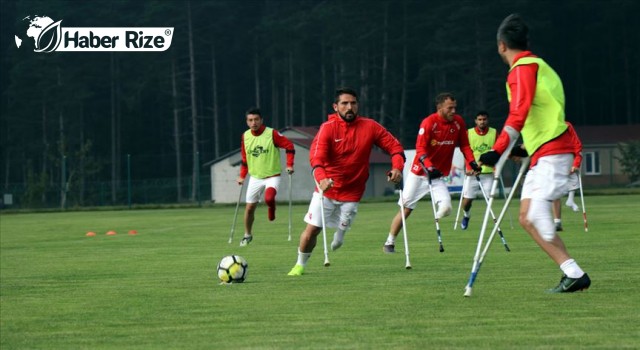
[228,181,245,244]
[287,171,293,241]
[475,175,511,252]
[313,172,332,267]
[454,175,469,230]
[418,155,444,253]
[464,127,520,297]
[389,171,412,269]
[577,171,588,232]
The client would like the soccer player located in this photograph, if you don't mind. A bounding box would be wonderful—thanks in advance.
[479,14,591,293]
[552,121,583,231]
[460,111,497,230]
[287,87,405,276]
[382,92,481,253]
[237,107,295,247]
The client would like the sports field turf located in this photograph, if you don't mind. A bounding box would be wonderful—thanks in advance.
[1,195,639,349]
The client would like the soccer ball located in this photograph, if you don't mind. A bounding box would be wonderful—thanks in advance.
[217,255,248,283]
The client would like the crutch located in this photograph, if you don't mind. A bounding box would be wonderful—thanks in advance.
[454,175,469,230]
[464,127,519,297]
[313,172,332,267]
[228,181,245,244]
[499,175,515,229]
[390,172,412,269]
[578,171,588,232]
[475,175,510,252]
[288,172,293,241]
[418,155,444,253]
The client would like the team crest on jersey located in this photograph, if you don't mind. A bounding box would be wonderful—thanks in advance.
[476,143,490,153]
[250,146,269,157]
[449,128,455,133]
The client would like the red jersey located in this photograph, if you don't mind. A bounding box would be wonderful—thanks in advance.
[239,124,295,179]
[311,113,405,202]
[410,113,475,176]
[493,51,575,167]
[566,122,582,168]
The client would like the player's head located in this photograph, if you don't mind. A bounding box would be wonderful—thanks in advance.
[333,87,359,123]
[475,111,489,130]
[246,107,263,131]
[435,92,456,121]
[497,14,529,51]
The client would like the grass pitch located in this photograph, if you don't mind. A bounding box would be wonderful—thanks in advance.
[1,195,639,349]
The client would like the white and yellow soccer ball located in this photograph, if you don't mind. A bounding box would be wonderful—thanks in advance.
[217,255,248,283]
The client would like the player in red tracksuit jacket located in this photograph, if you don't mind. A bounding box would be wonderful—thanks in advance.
[288,87,405,276]
[552,121,583,231]
[383,92,481,253]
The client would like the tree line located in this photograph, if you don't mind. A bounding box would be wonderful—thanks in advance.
[1,0,639,208]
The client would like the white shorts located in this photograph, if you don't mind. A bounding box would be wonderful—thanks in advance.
[245,176,281,203]
[521,154,573,201]
[399,172,451,211]
[304,192,358,230]
[462,174,494,199]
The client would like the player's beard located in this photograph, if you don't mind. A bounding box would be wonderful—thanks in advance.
[340,110,356,122]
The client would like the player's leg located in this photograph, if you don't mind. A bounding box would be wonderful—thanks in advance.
[264,176,281,221]
[241,177,265,246]
[519,155,590,292]
[432,179,452,219]
[384,172,426,252]
[289,192,335,275]
[552,199,563,231]
[330,201,359,251]
[461,175,476,230]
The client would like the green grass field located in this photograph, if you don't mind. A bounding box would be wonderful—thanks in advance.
[2,195,639,349]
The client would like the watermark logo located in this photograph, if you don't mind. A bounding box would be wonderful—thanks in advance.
[15,15,173,53]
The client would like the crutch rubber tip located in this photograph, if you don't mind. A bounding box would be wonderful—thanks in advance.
[463,287,473,297]
[228,238,233,244]
[324,262,330,267]
[505,245,511,252]
[439,246,444,253]
[405,265,412,270]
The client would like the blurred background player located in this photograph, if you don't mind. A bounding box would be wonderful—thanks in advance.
[460,111,497,230]
[383,92,481,253]
[552,121,583,231]
[479,14,590,293]
[237,107,295,246]
[288,88,405,276]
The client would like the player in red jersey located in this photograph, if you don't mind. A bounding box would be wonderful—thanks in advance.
[383,92,481,253]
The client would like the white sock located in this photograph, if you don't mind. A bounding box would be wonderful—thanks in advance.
[560,259,585,278]
[385,233,395,245]
[296,250,311,267]
[554,218,562,224]
[463,210,470,218]
[244,232,252,238]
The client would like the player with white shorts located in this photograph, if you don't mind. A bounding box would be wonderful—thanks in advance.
[245,176,281,204]
[304,192,358,251]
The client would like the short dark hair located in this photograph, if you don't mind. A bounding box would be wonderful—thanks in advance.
[476,111,489,118]
[435,92,455,107]
[497,13,529,51]
[246,107,261,117]
[334,87,358,103]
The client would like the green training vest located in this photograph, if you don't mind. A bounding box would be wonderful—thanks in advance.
[468,127,496,174]
[244,127,281,179]
[507,57,567,155]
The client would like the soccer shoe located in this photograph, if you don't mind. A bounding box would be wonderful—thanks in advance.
[547,273,591,293]
[383,244,395,254]
[268,205,276,221]
[566,200,580,212]
[331,239,343,251]
[555,222,564,232]
[461,216,470,230]
[239,235,253,247]
[287,264,305,276]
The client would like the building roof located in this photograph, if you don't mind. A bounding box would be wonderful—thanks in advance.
[574,124,640,145]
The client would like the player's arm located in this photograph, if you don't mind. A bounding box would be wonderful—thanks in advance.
[414,117,434,170]
[273,130,295,174]
[310,123,331,183]
[481,64,537,166]
[238,134,248,184]
[373,122,405,183]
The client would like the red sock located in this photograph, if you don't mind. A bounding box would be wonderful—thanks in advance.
[265,187,276,221]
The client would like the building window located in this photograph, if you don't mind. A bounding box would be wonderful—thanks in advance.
[584,151,600,175]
